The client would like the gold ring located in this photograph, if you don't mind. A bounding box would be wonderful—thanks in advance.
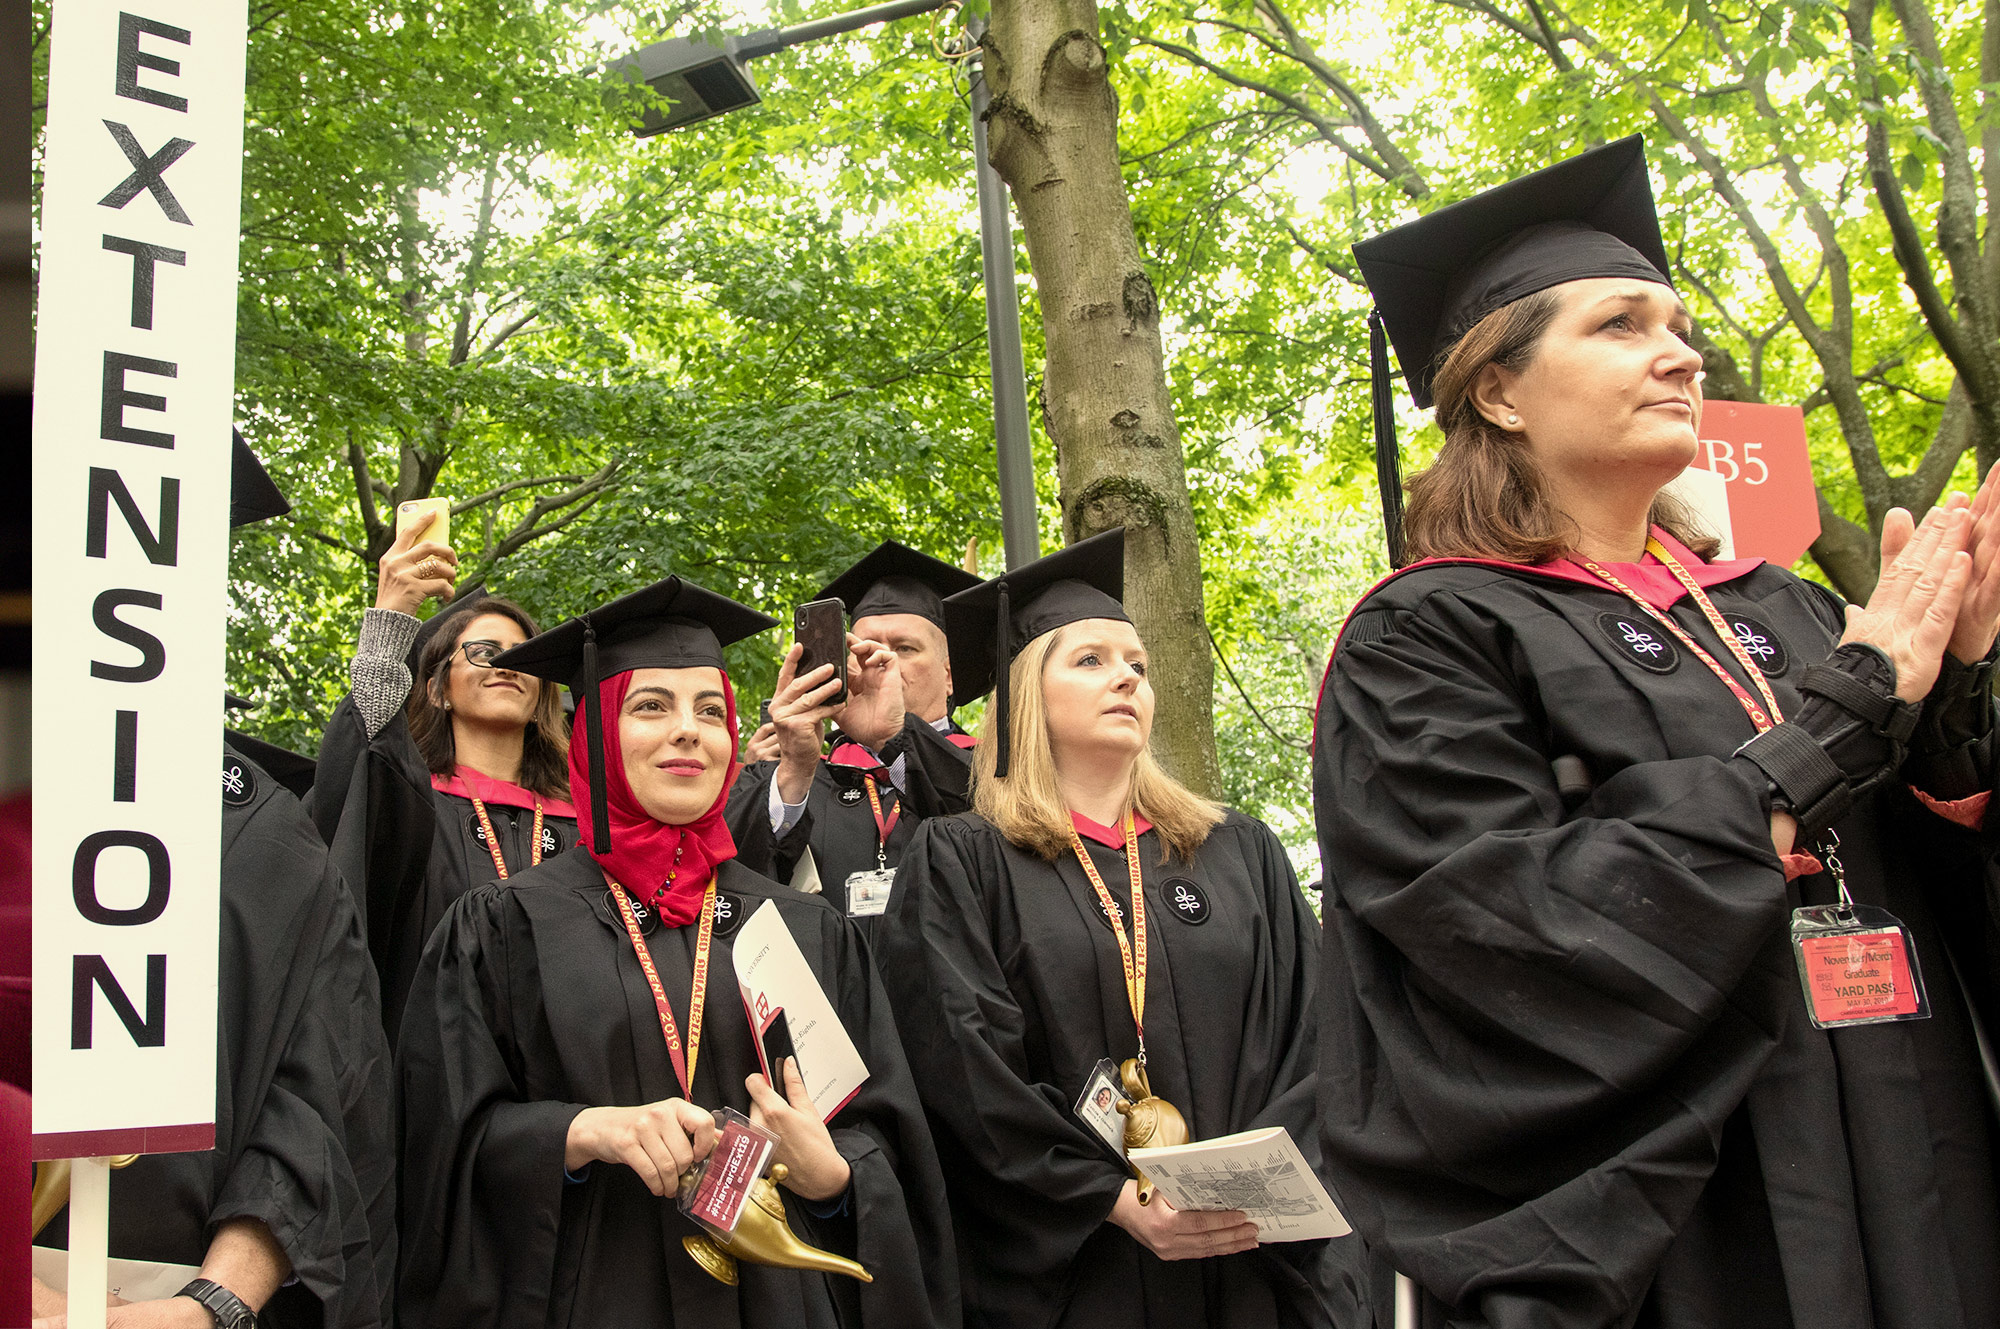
[414,556,440,579]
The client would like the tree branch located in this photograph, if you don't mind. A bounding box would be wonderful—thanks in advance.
[1207,625,1308,751]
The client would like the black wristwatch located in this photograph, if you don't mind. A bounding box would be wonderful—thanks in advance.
[177,1278,259,1329]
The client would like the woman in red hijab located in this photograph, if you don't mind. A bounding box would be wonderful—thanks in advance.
[393,575,958,1329]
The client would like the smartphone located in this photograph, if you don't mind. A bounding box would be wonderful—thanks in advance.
[397,497,450,548]
[793,597,848,707]
[758,700,773,730]
[759,1008,800,1085]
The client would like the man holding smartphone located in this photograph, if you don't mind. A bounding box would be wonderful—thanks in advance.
[726,541,981,929]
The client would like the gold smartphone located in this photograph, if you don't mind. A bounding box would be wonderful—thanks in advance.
[396,497,450,548]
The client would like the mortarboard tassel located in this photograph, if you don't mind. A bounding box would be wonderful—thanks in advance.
[993,582,1011,779]
[581,616,611,853]
[1369,309,1408,569]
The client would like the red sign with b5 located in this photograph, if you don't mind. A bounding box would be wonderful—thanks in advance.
[1688,401,1821,568]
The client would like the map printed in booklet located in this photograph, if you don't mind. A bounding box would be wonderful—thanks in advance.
[1129,1126,1352,1242]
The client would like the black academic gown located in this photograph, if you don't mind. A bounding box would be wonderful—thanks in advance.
[394,849,960,1329]
[308,695,579,1038]
[1313,555,2000,1329]
[726,717,972,927]
[46,743,398,1329]
[877,809,1374,1329]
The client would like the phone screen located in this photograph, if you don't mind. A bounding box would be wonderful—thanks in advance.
[760,1009,799,1084]
[794,598,849,706]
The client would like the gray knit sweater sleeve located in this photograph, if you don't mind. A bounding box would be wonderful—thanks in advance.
[351,608,421,738]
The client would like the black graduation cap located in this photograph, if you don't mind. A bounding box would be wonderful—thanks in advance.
[405,580,489,678]
[942,528,1128,778]
[816,540,981,631]
[490,576,778,850]
[230,428,291,528]
[1352,135,1672,566]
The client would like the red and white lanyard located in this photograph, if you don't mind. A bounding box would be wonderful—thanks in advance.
[607,877,717,1098]
[1572,536,1785,733]
[1067,811,1150,1067]
[862,774,899,870]
[468,793,545,880]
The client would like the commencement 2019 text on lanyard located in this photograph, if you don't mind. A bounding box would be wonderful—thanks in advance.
[468,794,546,880]
[609,877,718,1097]
[1573,536,1785,733]
[1067,812,1151,1067]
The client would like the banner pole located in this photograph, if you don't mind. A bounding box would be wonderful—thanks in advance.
[68,1156,111,1329]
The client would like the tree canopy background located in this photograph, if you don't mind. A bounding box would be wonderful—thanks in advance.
[30,0,1993,883]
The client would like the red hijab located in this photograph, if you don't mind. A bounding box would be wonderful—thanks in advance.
[568,669,742,926]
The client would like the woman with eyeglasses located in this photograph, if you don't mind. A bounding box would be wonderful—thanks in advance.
[310,512,579,1036]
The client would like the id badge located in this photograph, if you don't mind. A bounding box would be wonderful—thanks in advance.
[678,1108,778,1238]
[845,869,896,918]
[1790,903,1930,1030]
[1072,1058,1128,1159]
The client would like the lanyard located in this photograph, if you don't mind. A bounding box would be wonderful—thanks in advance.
[862,775,899,870]
[1573,537,1785,733]
[1067,811,1149,1066]
[468,793,544,880]
[608,876,717,1099]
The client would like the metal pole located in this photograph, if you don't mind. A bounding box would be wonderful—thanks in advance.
[733,0,950,61]
[969,58,1040,570]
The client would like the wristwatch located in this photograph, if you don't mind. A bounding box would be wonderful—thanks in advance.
[177,1278,258,1329]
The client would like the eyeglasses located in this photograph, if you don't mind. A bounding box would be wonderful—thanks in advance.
[458,640,507,669]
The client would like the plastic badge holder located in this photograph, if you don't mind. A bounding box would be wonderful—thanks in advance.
[1790,902,1930,1031]
[679,1108,779,1242]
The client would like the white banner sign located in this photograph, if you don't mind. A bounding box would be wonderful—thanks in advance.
[33,0,248,1157]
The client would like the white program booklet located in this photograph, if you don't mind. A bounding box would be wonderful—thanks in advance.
[733,898,869,1122]
[33,1246,201,1301]
[1129,1126,1352,1242]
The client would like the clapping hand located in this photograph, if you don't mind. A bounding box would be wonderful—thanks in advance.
[1838,504,1973,702]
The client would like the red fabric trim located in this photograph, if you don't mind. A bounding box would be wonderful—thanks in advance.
[1910,787,1989,831]
[432,767,579,819]
[1069,810,1153,848]
[33,1121,215,1161]
[1312,527,1766,747]
[828,742,881,771]
[1781,850,1824,882]
[947,733,977,749]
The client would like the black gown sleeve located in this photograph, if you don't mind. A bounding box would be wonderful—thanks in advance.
[394,886,593,1329]
[877,717,973,820]
[876,819,1131,1283]
[1314,593,1799,1327]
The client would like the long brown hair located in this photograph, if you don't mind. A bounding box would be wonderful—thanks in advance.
[970,625,1224,862]
[407,596,571,798]
[1402,288,1721,564]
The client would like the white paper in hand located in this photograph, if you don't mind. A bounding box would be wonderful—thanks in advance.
[733,899,869,1121]
[1130,1126,1352,1242]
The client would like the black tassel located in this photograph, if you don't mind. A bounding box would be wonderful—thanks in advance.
[581,617,611,853]
[1369,309,1407,569]
[993,582,1011,779]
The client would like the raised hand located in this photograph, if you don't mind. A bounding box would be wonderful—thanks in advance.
[1107,1179,1260,1260]
[834,635,904,752]
[769,642,846,804]
[374,506,458,615]
[564,1097,719,1197]
[1945,461,2000,663]
[1838,505,1973,702]
[746,1057,850,1202]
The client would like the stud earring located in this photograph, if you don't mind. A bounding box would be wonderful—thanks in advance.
[443,700,453,711]
[1506,414,1520,426]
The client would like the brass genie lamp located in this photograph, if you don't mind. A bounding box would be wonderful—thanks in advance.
[677,1162,872,1286]
[1113,1058,1188,1205]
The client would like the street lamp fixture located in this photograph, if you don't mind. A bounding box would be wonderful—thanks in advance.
[611,1,1042,569]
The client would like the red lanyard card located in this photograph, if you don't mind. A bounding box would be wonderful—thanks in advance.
[1790,903,1930,1030]
[679,1107,778,1238]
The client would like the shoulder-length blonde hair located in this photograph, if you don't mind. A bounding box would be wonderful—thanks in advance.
[1402,288,1720,565]
[970,623,1224,862]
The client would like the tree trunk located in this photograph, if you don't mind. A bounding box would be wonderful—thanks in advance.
[982,0,1222,798]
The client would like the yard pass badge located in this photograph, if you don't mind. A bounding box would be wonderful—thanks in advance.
[845,869,895,918]
[222,755,257,807]
[1790,902,1929,1030]
[1163,877,1209,925]
[1596,611,1679,674]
